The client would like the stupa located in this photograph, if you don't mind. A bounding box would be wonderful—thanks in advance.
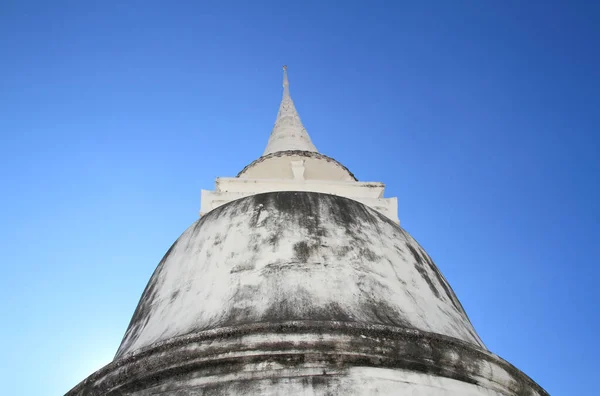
[67,67,547,395]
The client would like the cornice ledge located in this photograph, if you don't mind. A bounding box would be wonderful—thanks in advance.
[66,321,548,396]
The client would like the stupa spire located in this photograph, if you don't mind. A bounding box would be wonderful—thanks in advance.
[263,66,318,156]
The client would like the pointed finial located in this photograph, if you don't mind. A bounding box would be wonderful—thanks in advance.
[282,65,289,88]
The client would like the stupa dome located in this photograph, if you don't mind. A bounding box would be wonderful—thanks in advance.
[118,191,483,356]
[68,192,546,395]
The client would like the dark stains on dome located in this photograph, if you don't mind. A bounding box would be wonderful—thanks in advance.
[418,245,466,314]
[407,243,442,299]
[293,241,311,263]
[116,242,178,358]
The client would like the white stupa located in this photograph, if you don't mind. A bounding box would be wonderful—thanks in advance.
[67,67,547,396]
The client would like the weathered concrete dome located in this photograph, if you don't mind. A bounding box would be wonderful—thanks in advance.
[67,192,547,395]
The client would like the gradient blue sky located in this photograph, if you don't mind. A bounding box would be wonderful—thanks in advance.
[1,1,598,395]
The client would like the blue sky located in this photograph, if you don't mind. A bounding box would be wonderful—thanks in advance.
[1,1,598,394]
